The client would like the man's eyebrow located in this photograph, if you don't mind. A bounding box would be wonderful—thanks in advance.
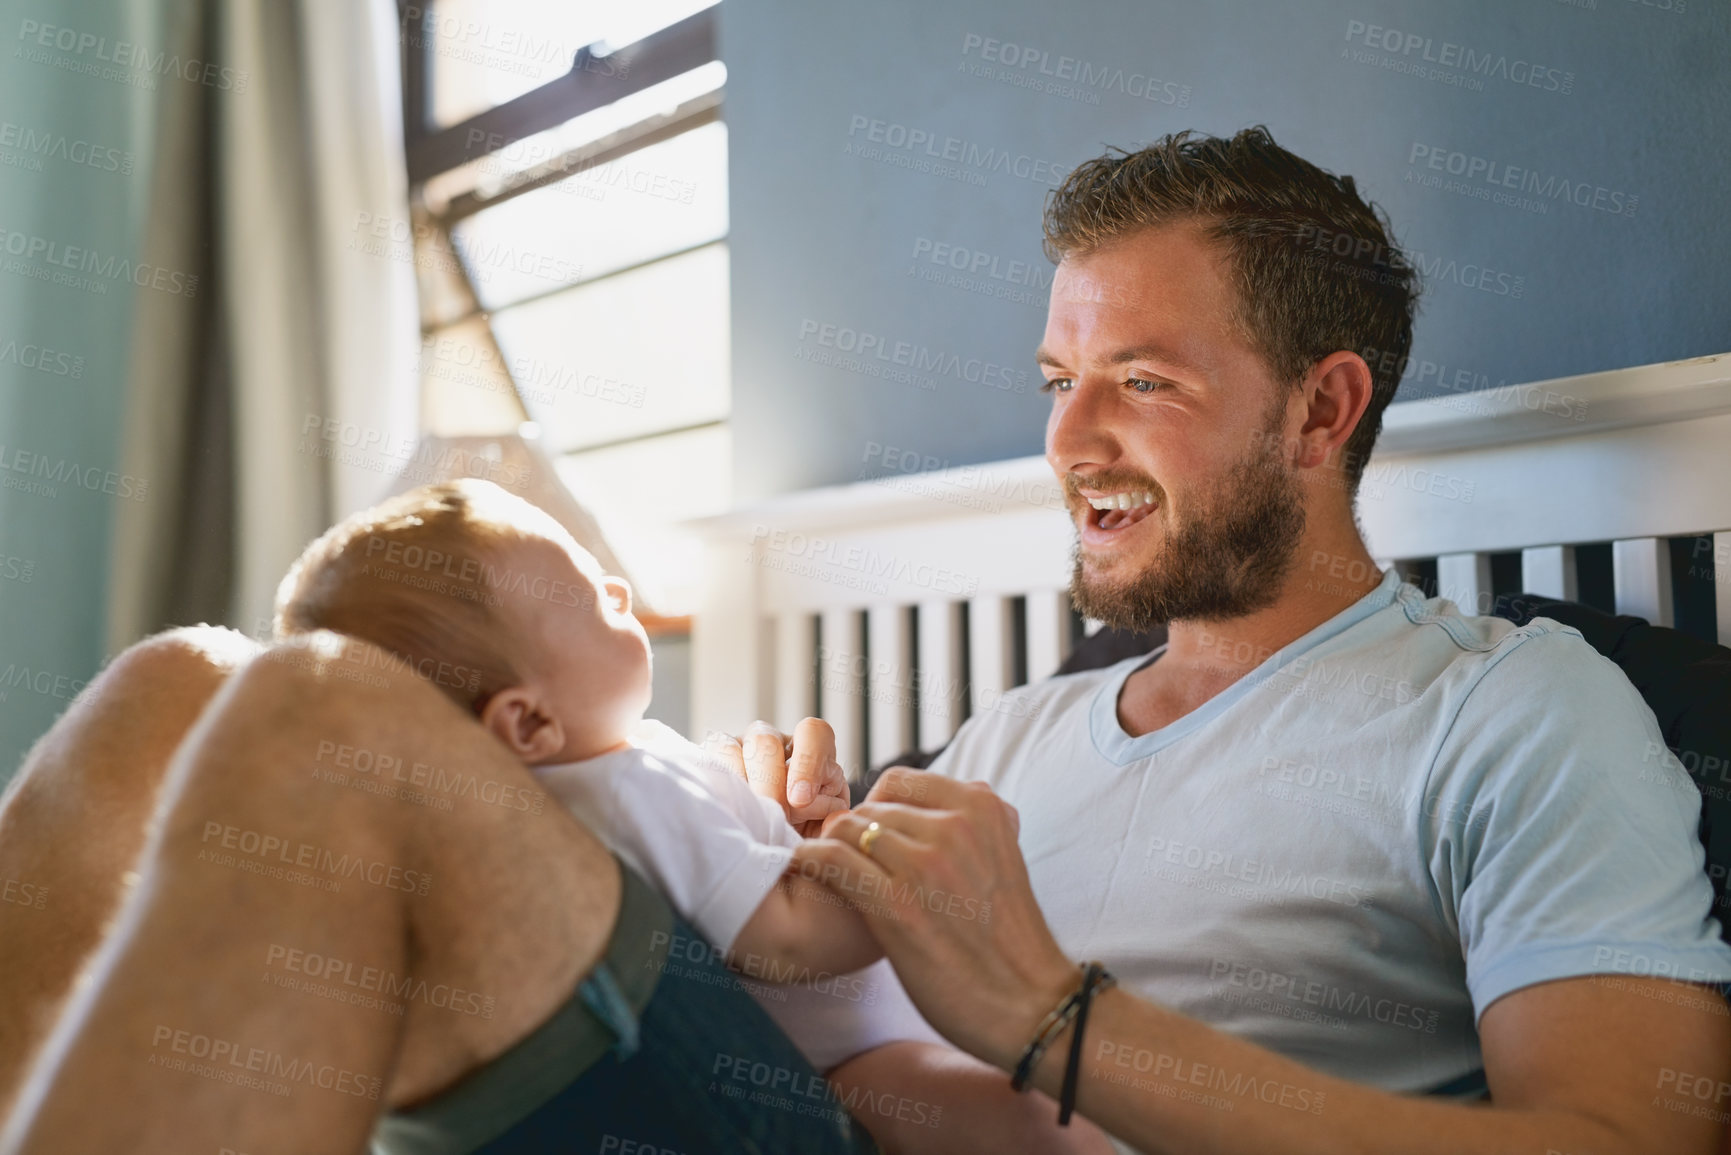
[1104,343,1204,375]
[1034,343,1203,376]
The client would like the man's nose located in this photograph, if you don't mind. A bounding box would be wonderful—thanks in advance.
[1046,380,1118,475]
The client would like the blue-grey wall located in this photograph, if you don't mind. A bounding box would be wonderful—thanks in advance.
[722,0,1729,501]
[647,632,692,740]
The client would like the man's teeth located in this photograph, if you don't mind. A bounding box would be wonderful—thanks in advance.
[1085,492,1156,511]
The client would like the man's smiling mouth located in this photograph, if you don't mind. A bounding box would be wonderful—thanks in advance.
[1081,490,1158,533]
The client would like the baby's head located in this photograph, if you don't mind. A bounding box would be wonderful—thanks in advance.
[274,479,651,764]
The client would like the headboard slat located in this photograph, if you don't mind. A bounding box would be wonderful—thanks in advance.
[917,599,965,749]
[1520,545,1578,602]
[820,608,865,778]
[1612,538,1674,628]
[775,611,816,735]
[1025,589,1072,684]
[1715,532,1731,648]
[1437,553,1493,616]
[867,605,916,768]
[968,595,1015,719]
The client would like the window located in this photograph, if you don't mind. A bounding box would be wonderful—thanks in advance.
[401,1,726,619]
[423,0,717,127]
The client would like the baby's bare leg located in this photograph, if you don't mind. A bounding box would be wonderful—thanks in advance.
[3,634,621,1155]
[0,626,260,1121]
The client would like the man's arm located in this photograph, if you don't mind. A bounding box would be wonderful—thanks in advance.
[805,772,1731,1155]
[1007,969,1731,1155]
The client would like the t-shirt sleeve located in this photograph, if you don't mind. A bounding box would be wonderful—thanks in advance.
[681,758,804,851]
[600,759,795,951]
[1423,625,1731,1021]
[751,959,948,1074]
[637,722,804,850]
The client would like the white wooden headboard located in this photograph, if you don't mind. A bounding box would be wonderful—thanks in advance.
[688,354,1731,779]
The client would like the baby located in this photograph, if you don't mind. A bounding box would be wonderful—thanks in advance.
[273,479,1110,1155]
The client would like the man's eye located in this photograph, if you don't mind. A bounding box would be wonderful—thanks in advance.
[1127,376,1164,393]
[1039,377,1073,394]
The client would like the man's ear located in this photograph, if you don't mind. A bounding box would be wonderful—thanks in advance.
[1294,351,1375,472]
[478,686,566,764]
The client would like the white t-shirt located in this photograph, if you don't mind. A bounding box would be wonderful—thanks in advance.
[534,721,944,1072]
[929,568,1731,1096]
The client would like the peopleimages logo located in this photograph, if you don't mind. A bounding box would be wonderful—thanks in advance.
[264,942,496,1018]
[0,226,198,297]
[1407,144,1637,218]
[958,33,1191,107]
[0,121,133,174]
[0,337,83,378]
[1343,20,1574,94]
[16,19,249,92]
[0,443,149,501]
[844,114,1066,187]
[1403,247,1525,299]
[796,319,1029,393]
[749,524,980,599]
[909,237,1051,290]
[399,4,626,85]
[149,1024,380,1099]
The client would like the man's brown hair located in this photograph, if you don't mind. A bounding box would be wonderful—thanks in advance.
[1042,125,1419,493]
[274,480,566,710]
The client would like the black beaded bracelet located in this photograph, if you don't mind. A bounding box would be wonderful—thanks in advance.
[1009,961,1116,1120]
[1009,968,1086,1093]
[1058,962,1105,1124]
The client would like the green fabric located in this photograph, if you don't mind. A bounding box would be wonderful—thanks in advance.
[0,0,172,784]
[370,862,672,1155]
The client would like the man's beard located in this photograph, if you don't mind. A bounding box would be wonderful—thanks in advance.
[1067,419,1307,633]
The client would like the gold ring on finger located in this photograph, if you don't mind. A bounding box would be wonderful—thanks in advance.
[858,821,883,858]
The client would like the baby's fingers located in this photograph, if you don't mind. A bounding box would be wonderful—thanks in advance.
[787,717,839,808]
[789,791,850,829]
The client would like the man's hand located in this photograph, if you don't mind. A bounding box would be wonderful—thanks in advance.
[706,718,851,837]
[805,769,1075,1068]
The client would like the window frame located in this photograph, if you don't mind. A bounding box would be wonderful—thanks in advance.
[395,0,725,399]
[398,3,719,185]
[396,1,726,630]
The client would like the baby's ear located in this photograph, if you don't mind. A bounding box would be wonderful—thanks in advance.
[478,686,565,763]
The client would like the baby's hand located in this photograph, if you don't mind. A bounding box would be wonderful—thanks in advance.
[709,718,852,837]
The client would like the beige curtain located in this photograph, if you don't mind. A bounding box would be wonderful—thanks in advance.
[106,0,418,647]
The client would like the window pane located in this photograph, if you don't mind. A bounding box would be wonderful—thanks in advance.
[452,121,727,310]
[556,424,731,615]
[490,243,729,452]
[427,0,719,127]
[422,63,725,213]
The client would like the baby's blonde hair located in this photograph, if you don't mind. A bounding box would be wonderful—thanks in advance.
[274,479,571,710]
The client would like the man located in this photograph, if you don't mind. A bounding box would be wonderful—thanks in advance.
[778,127,1731,1153]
